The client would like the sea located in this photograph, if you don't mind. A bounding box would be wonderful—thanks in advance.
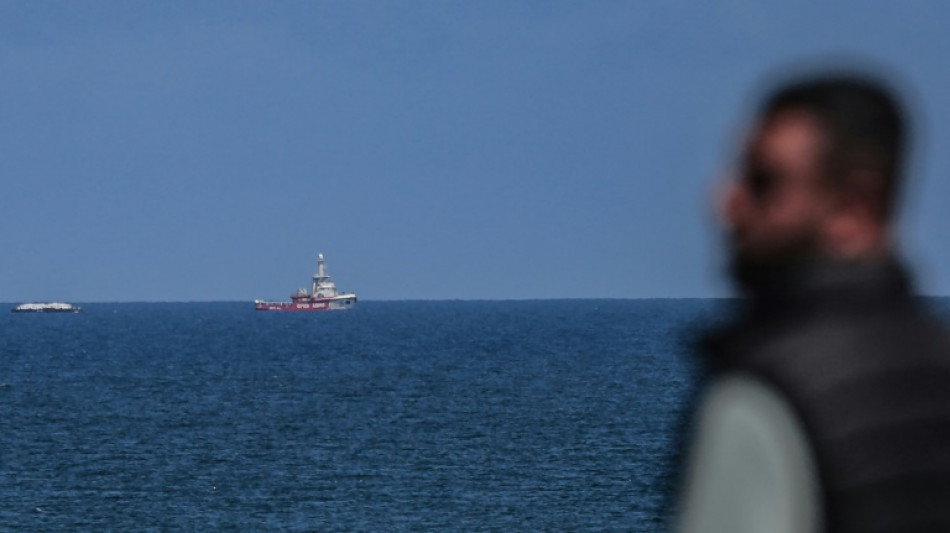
[1,299,725,531]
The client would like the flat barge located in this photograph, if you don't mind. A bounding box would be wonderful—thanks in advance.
[12,302,82,313]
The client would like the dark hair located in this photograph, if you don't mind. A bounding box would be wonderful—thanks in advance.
[760,74,907,219]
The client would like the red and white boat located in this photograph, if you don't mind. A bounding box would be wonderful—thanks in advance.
[254,253,357,312]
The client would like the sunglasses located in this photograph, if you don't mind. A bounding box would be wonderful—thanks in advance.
[742,162,780,200]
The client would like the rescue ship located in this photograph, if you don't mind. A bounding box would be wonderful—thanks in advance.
[254,253,357,312]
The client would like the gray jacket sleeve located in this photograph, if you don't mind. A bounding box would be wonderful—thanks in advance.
[673,375,821,533]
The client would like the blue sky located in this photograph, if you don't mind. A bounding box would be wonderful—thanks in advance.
[3,2,950,301]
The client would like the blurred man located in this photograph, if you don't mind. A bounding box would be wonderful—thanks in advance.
[675,72,950,532]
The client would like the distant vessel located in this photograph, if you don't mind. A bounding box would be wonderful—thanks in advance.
[254,254,357,312]
[12,302,82,313]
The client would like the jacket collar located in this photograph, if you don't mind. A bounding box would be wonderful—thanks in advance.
[702,257,915,368]
[737,256,913,316]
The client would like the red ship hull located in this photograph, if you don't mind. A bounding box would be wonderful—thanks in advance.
[254,296,356,312]
[255,300,331,312]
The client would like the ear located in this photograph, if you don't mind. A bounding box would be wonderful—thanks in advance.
[718,179,746,231]
[822,194,886,258]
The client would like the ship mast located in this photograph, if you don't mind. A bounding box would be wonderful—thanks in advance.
[312,253,328,296]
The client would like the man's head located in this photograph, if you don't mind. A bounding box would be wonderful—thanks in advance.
[723,73,908,280]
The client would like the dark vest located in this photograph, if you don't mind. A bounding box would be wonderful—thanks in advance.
[705,259,950,533]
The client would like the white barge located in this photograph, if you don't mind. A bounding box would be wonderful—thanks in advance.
[12,302,82,313]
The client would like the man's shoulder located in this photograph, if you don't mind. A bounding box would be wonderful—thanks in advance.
[676,374,821,533]
[704,297,950,416]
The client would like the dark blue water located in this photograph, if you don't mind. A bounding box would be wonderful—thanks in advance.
[1,300,718,531]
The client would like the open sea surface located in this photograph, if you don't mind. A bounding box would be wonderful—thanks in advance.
[1,300,722,531]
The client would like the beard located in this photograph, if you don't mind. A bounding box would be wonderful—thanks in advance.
[727,227,825,293]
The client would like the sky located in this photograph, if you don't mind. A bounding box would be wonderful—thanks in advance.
[3,1,950,301]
